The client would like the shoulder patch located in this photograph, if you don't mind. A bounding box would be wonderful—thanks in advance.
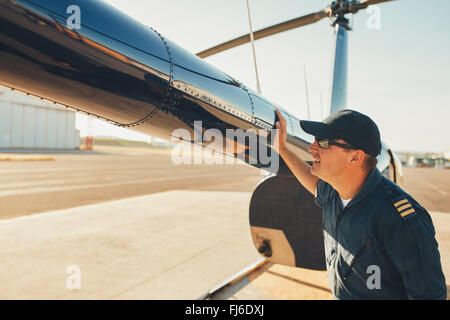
[384,184,417,220]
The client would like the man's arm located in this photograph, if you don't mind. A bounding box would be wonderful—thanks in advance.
[274,109,319,195]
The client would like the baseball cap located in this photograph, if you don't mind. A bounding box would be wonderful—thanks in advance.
[299,109,381,157]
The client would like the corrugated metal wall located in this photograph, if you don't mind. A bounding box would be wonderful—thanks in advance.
[0,89,80,149]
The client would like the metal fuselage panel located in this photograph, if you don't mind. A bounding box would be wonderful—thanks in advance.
[0,0,313,165]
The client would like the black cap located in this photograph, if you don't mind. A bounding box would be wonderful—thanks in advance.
[299,109,381,157]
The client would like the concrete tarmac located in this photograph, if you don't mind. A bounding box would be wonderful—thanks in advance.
[0,147,449,299]
[0,190,261,299]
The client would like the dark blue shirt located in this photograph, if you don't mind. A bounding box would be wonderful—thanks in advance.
[315,168,447,300]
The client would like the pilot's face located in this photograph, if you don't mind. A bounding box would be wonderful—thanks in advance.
[308,138,352,182]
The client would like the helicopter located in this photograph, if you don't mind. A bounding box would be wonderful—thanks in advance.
[0,0,402,269]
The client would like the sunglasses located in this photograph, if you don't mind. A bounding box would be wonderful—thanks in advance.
[315,138,356,150]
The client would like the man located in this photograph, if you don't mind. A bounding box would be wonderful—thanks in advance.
[274,109,447,300]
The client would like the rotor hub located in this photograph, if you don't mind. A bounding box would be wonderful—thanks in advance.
[326,0,364,30]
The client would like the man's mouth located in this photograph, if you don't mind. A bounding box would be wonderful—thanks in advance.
[313,158,321,165]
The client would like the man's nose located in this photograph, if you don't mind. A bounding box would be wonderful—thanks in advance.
[309,140,319,154]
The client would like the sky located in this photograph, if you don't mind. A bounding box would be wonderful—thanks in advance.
[76,0,450,153]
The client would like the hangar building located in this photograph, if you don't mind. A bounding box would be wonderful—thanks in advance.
[0,88,80,149]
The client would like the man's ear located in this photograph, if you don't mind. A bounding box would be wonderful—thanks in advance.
[350,150,365,166]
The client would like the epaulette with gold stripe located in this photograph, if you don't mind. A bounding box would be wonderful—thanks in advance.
[384,184,417,220]
[393,198,416,219]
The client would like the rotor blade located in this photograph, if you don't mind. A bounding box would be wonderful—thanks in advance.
[352,0,396,11]
[196,10,328,58]
[361,0,396,5]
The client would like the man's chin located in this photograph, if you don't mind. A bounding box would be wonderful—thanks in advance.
[310,166,321,178]
[311,166,329,183]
